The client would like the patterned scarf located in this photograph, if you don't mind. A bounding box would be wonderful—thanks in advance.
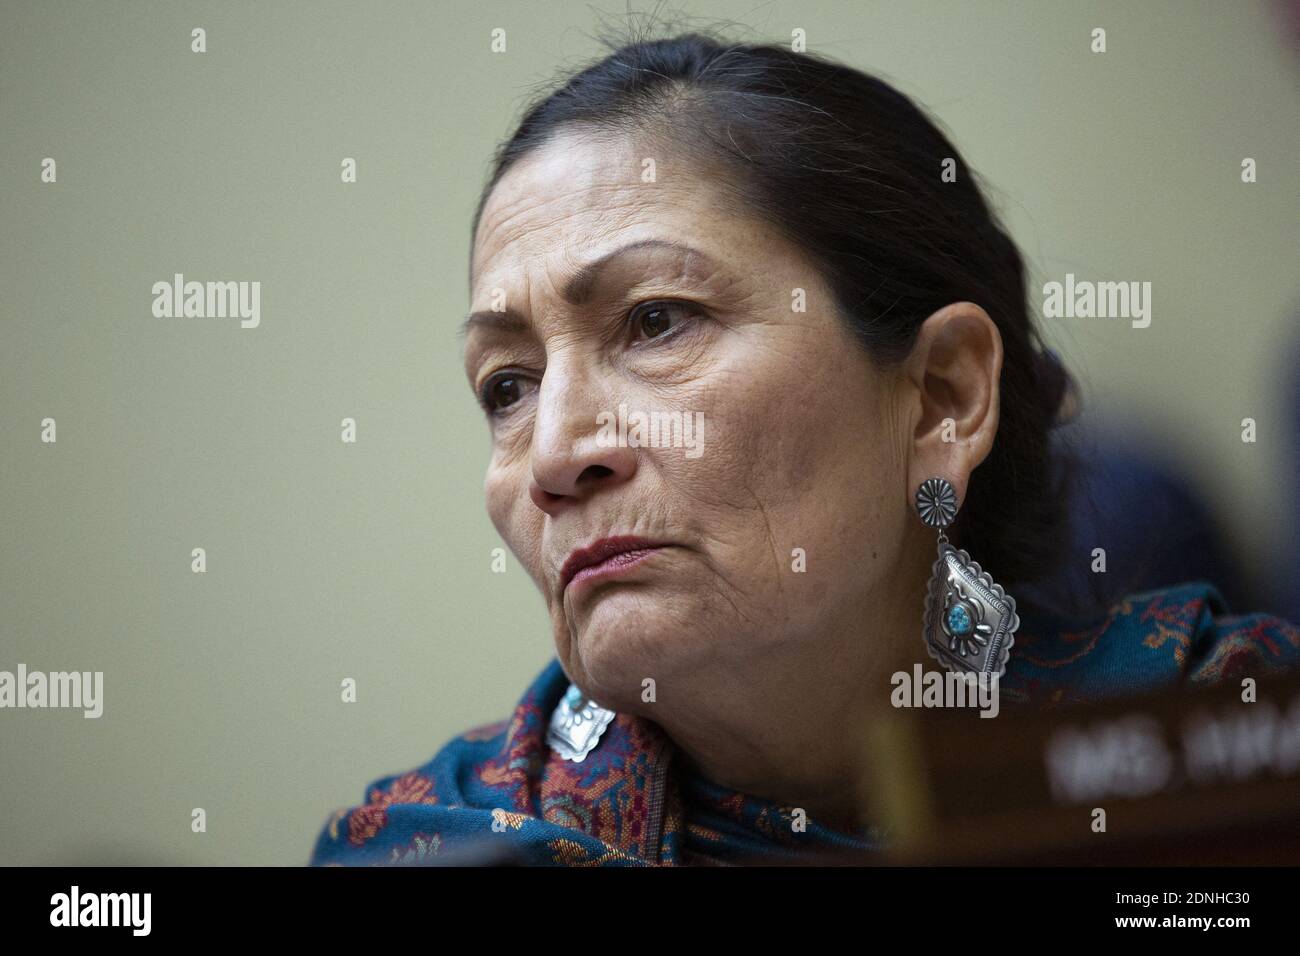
[310,582,1300,866]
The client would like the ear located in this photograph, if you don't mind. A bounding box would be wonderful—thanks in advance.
[902,302,1002,513]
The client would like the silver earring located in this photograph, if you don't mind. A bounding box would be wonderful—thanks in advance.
[915,477,1019,678]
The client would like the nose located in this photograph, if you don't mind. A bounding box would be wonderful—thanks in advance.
[527,362,638,516]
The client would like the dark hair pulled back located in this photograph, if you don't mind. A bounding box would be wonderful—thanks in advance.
[472,25,1075,590]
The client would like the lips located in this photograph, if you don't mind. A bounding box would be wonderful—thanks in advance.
[559,536,671,594]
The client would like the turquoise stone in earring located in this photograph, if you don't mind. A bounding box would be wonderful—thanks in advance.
[946,604,973,636]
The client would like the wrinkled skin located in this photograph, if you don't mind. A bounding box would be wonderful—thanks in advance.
[463,127,1001,827]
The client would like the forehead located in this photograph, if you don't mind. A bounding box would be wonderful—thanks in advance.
[470,129,727,296]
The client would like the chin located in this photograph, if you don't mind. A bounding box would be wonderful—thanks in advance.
[560,590,698,705]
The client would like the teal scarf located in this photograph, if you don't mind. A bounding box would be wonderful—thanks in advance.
[310,582,1300,866]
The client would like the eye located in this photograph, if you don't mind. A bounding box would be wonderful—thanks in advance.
[629,300,697,343]
[478,372,530,416]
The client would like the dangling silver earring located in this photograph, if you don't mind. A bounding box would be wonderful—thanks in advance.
[915,477,1019,678]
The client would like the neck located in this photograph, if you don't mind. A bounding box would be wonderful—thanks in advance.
[652,539,932,834]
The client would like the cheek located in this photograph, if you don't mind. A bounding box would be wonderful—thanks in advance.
[785,372,902,554]
[483,465,511,539]
[484,464,542,574]
[716,344,874,501]
[669,330,897,580]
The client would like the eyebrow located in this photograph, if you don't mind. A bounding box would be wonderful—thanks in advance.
[459,239,718,338]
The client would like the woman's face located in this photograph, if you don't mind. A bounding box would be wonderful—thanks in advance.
[464,128,923,715]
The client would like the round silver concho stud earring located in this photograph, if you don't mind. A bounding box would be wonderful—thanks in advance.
[914,477,1019,679]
